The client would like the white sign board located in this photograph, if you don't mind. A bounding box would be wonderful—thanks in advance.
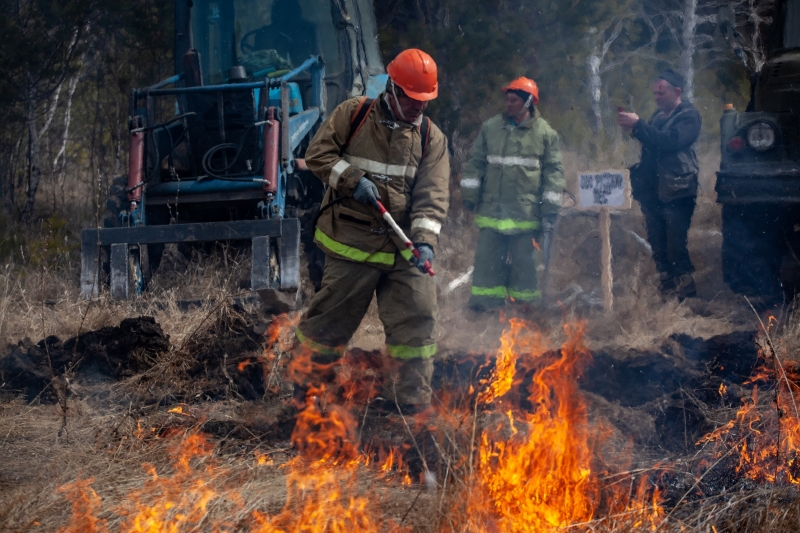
[578,170,627,208]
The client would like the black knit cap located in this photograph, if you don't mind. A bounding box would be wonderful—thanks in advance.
[657,69,684,89]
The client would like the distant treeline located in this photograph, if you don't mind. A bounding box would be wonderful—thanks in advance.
[0,0,770,233]
[0,0,171,231]
[376,0,772,166]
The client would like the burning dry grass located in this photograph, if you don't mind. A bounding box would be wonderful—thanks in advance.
[3,299,800,532]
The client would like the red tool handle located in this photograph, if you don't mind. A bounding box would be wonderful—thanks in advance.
[375,201,435,276]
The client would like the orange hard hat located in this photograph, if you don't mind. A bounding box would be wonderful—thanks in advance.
[386,49,438,101]
[503,77,540,105]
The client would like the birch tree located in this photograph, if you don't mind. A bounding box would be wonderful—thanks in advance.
[649,0,717,101]
[716,0,776,74]
[21,25,85,220]
[586,19,627,133]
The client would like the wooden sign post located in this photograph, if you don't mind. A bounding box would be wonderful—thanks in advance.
[576,170,630,313]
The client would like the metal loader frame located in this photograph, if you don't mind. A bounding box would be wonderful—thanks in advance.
[81,219,299,307]
[80,57,326,305]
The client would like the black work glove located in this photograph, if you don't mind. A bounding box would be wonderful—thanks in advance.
[462,200,475,211]
[541,213,558,233]
[353,176,380,209]
[413,243,434,274]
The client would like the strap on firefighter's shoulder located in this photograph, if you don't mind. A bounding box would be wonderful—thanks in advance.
[342,97,377,152]
[419,116,431,161]
[344,97,432,160]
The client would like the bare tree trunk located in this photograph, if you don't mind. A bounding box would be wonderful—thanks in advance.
[113,98,122,177]
[587,51,603,133]
[54,73,80,180]
[39,82,63,138]
[3,137,23,213]
[680,0,698,101]
[21,85,41,221]
[585,20,626,134]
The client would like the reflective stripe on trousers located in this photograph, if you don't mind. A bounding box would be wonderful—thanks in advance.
[387,343,437,359]
[470,286,542,301]
[474,215,540,232]
[295,328,345,357]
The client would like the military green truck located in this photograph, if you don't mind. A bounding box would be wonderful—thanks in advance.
[716,0,800,303]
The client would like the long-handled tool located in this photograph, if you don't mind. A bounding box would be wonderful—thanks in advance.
[375,200,435,276]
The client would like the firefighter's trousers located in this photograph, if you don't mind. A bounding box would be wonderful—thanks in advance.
[295,254,437,405]
[469,229,541,310]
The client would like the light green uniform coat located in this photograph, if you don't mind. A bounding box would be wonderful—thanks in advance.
[460,110,565,307]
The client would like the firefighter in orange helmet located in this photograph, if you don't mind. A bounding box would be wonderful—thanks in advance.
[460,77,565,311]
[292,49,450,412]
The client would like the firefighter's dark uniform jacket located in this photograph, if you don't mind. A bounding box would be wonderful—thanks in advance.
[307,96,450,265]
[295,94,450,405]
[460,110,565,307]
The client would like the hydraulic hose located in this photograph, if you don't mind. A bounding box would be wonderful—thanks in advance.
[200,124,264,181]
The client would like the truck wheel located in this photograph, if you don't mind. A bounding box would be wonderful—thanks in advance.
[721,205,784,303]
[102,176,164,292]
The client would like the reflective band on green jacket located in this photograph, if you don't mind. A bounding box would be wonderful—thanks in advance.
[387,343,437,360]
[315,228,395,265]
[295,328,345,357]
[508,288,541,301]
[471,285,508,298]
[474,215,540,232]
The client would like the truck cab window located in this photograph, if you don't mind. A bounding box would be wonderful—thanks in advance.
[192,0,343,85]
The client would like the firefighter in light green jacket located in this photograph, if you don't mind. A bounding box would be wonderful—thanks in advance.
[460,77,565,311]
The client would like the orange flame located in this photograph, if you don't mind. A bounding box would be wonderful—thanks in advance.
[255,452,274,466]
[451,321,663,532]
[698,334,800,485]
[56,317,665,533]
[477,319,545,405]
[57,478,107,533]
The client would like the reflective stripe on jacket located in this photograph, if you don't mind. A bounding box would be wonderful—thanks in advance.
[460,110,565,234]
[305,95,450,265]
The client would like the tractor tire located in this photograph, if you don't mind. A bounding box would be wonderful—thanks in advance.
[102,176,164,292]
[721,204,784,304]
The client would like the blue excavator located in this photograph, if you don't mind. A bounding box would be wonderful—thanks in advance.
[80,0,389,310]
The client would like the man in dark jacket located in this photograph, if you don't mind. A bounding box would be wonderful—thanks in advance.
[617,69,701,300]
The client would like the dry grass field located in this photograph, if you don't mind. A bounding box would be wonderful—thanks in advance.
[2,148,800,532]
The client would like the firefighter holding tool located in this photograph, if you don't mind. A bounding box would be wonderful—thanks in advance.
[460,77,565,311]
[293,49,450,412]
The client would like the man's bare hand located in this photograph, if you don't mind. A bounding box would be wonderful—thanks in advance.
[617,111,640,129]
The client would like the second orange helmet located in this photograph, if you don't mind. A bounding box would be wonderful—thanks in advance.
[503,77,540,105]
